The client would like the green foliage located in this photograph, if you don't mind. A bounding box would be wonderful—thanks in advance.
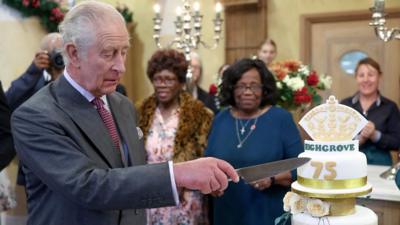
[3,1,134,32]
[3,0,65,32]
[116,4,134,24]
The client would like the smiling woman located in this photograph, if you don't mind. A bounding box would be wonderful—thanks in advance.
[341,57,400,166]
[138,49,214,225]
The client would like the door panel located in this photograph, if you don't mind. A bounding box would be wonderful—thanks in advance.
[311,17,400,105]
[225,1,267,64]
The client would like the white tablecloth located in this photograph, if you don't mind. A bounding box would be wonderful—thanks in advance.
[360,165,400,202]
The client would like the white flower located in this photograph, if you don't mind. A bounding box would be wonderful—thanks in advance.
[283,192,307,214]
[283,76,305,91]
[276,81,283,89]
[319,74,332,89]
[299,65,310,76]
[283,192,294,212]
[306,198,330,217]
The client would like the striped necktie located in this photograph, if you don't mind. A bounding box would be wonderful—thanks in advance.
[92,97,120,151]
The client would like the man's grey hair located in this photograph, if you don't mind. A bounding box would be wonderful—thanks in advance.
[40,32,63,52]
[190,51,202,66]
[58,1,125,65]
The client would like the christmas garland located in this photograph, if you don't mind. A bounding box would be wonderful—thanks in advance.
[3,1,134,33]
[3,0,65,32]
[116,4,133,24]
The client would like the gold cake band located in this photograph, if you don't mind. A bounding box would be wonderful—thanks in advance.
[325,198,356,216]
[298,176,367,189]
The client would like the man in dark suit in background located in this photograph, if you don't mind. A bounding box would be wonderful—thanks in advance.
[6,33,64,112]
[190,52,219,114]
[0,81,15,171]
[11,2,238,225]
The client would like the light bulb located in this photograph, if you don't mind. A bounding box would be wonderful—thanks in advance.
[193,2,200,12]
[153,4,161,14]
[215,2,222,13]
[176,6,182,16]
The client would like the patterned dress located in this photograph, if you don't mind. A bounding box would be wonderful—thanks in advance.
[0,171,16,212]
[146,107,207,225]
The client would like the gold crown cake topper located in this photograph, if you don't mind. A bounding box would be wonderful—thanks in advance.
[299,96,368,141]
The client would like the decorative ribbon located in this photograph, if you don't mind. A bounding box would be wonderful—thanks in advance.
[325,198,356,216]
[298,176,367,189]
[274,212,291,225]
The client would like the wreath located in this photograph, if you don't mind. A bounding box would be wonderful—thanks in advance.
[3,1,134,33]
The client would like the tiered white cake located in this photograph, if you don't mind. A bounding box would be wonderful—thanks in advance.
[284,96,377,225]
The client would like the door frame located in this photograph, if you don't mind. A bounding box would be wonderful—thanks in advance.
[300,9,400,64]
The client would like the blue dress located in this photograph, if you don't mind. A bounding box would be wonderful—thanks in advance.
[205,107,303,225]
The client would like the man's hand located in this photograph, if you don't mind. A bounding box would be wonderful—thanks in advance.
[34,50,50,70]
[210,190,224,197]
[173,157,239,194]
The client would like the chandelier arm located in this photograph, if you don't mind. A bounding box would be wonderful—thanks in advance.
[374,27,400,42]
[153,38,184,49]
[369,0,400,42]
[391,28,400,40]
[199,33,222,49]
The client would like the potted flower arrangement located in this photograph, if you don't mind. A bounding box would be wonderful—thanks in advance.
[270,60,332,111]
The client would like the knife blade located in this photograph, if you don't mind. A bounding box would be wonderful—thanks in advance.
[234,157,310,183]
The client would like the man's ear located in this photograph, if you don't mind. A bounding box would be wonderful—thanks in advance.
[65,43,80,67]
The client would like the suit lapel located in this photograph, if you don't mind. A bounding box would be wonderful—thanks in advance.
[108,94,142,166]
[53,76,123,168]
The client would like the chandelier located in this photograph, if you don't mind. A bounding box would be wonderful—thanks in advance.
[369,0,400,42]
[153,0,223,88]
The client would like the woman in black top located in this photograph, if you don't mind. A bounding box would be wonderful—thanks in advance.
[341,57,400,166]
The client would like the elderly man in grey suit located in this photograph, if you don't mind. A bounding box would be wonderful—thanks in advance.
[11,2,239,225]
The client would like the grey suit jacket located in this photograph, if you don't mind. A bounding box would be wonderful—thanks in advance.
[11,76,175,225]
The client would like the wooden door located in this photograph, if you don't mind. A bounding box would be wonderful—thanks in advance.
[224,0,267,64]
[302,10,400,105]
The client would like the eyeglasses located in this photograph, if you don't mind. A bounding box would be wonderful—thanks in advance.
[234,84,263,93]
[152,76,178,86]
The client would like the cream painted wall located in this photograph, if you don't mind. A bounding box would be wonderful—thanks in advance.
[267,0,400,61]
[0,15,46,89]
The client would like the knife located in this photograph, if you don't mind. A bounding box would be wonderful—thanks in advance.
[233,157,311,183]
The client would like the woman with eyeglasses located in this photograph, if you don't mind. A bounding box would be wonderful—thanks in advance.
[138,49,213,225]
[204,58,303,225]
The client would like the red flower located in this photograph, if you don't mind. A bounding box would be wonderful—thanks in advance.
[294,87,312,105]
[32,0,40,8]
[283,60,301,72]
[50,7,64,22]
[22,0,30,7]
[209,84,218,96]
[307,71,319,86]
[270,63,288,80]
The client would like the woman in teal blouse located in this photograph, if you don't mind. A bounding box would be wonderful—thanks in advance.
[205,58,303,225]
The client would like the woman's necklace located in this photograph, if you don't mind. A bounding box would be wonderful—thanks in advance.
[238,118,253,135]
[235,117,258,148]
[234,108,263,149]
[233,106,271,149]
